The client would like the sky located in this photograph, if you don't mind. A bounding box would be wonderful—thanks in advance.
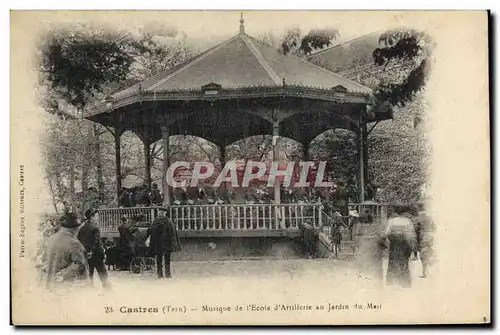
[99,11,401,51]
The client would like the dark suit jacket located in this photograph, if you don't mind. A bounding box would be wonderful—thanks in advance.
[77,222,104,259]
[146,217,181,255]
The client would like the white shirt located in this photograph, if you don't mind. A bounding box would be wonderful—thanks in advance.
[385,216,415,237]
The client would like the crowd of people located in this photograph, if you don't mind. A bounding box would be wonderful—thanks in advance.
[116,179,377,209]
[118,183,162,207]
[39,206,182,290]
[39,177,432,291]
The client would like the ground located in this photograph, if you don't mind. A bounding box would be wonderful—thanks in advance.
[30,258,442,325]
[103,257,432,290]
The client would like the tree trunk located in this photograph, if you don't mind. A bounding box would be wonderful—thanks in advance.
[68,165,77,213]
[47,178,59,214]
[80,121,93,208]
[93,124,105,204]
[54,173,67,209]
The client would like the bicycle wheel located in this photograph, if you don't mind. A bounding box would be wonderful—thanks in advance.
[143,257,156,277]
[130,257,145,274]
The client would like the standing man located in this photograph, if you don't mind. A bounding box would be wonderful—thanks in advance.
[415,203,435,278]
[300,219,317,259]
[44,212,89,289]
[117,216,138,270]
[146,210,181,278]
[77,209,110,289]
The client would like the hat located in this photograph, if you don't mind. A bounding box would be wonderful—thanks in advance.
[84,208,98,221]
[60,212,80,228]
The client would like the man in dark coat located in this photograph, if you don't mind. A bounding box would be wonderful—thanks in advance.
[300,220,317,259]
[77,209,110,288]
[117,217,139,270]
[415,204,435,278]
[146,211,181,278]
[44,212,89,289]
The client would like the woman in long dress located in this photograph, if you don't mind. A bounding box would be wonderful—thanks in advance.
[385,207,417,288]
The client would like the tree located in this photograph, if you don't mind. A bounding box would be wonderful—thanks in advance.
[372,28,433,113]
[258,27,339,58]
[38,23,195,211]
[39,24,134,111]
[39,24,136,212]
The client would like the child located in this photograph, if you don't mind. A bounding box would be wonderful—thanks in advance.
[104,239,119,271]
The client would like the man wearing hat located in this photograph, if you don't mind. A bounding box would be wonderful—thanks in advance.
[146,209,181,278]
[77,208,109,288]
[44,211,89,288]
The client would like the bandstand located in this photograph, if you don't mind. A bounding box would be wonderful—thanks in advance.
[84,16,391,243]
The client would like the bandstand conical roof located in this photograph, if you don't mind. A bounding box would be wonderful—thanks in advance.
[85,18,386,147]
[107,25,371,101]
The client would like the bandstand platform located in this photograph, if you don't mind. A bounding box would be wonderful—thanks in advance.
[84,15,392,257]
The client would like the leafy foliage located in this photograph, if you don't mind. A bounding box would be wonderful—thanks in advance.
[39,24,195,211]
[39,26,134,110]
[126,30,194,80]
[368,94,429,204]
[309,129,358,182]
[372,28,433,109]
[261,27,339,57]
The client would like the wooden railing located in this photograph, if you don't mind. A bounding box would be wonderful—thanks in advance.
[97,202,388,241]
[348,203,388,224]
[97,206,163,234]
[319,210,351,241]
[318,202,389,258]
[97,203,323,235]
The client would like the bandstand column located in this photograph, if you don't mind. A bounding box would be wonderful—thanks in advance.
[303,142,310,161]
[362,124,369,187]
[273,120,281,205]
[113,115,122,204]
[219,145,226,193]
[143,134,152,190]
[358,122,365,203]
[161,125,171,207]
[219,145,226,166]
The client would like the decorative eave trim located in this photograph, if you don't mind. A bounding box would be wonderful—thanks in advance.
[84,85,372,117]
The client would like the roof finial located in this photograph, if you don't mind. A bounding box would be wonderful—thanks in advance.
[239,12,245,35]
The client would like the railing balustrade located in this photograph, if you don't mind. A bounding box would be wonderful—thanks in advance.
[97,206,162,234]
[348,203,388,223]
[97,202,388,243]
[97,203,323,234]
[170,203,322,231]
